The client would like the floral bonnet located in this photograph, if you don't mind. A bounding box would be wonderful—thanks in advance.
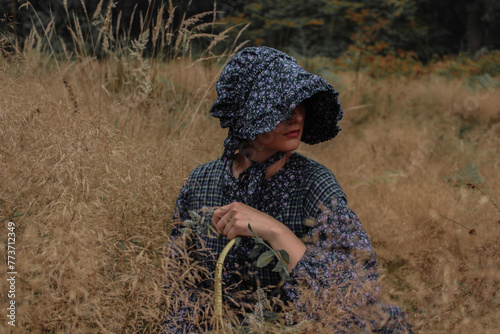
[210,46,344,160]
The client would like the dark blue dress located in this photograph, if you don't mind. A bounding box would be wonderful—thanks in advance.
[165,153,411,333]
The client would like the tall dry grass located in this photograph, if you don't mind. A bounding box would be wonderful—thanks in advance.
[302,75,500,333]
[1,1,500,333]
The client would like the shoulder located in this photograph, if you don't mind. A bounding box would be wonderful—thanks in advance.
[178,157,228,208]
[293,153,336,178]
[291,153,346,214]
[181,158,227,194]
[292,153,343,192]
[187,157,226,181]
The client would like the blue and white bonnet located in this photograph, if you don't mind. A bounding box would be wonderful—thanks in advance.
[210,46,344,160]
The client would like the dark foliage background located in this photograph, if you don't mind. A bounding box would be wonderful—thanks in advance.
[1,0,499,61]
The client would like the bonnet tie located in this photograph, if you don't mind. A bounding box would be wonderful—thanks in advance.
[232,151,286,205]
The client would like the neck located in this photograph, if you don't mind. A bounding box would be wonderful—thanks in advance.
[232,151,292,179]
[244,145,277,163]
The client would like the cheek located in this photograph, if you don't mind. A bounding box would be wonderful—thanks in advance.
[257,132,276,144]
[257,124,285,142]
[274,123,286,133]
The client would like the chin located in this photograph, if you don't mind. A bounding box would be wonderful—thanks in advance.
[281,142,301,152]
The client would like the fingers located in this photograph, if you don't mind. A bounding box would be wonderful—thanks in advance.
[212,207,225,224]
[212,202,265,239]
[212,203,245,238]
[214,214,235,238]
[224,216,248,240]
[212,206,229,233]
[223,217,235,237]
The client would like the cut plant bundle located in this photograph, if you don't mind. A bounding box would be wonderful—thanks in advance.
[182,210,290,332]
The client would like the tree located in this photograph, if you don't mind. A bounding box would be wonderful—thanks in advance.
[2,0,499,60]
[415,0,500,59]
[219,0,500,60]
[221,0,428,58]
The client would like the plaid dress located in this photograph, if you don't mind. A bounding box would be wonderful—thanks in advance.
[166,153,412,333]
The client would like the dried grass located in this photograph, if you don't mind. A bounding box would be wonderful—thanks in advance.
[0,2,499,333]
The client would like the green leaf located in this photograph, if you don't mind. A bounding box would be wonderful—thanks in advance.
[249,244,263,258]
[278,250,290,264]
[272,260,290,281]
[257,250,275,268]
[234,236,242,246]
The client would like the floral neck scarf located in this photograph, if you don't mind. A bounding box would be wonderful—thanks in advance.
[231,151,286,205]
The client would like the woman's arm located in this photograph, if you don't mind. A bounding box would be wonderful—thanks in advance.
[290,197,377,286]
[212,202,306,271]
[283,197,412,333]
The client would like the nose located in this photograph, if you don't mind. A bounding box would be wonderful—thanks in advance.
[286,105,305,124]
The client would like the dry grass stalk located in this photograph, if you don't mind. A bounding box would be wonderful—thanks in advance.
[62,79,79,112]
[152,4,164,49]
[92,0,104,21]
[127,4,138,42]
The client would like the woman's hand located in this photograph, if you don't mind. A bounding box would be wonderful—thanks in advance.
[213,202,279,240]
[212,202,306,270]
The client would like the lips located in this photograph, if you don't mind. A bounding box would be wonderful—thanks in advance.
[284,129,300,138]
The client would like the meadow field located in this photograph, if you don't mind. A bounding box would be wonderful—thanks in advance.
[1,3,500,333]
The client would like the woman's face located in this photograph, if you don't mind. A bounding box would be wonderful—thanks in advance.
[248,103,306,161]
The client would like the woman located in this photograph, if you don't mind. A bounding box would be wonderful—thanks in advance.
[166,46,411,333]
